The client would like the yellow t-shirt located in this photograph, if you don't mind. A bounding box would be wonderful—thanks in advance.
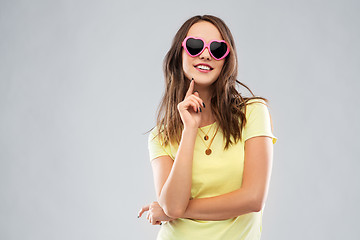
[148,99,277,240]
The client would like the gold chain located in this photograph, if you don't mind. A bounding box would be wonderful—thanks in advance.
[198,124,220,155]
[198,122,215,141]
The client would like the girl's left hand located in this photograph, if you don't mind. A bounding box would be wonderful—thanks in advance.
[138,201,176,225]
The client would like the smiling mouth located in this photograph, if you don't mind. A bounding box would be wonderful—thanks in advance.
[194,64,214,71]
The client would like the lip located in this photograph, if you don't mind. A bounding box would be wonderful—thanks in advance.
[194,63,213,73]
[194,63,213,69]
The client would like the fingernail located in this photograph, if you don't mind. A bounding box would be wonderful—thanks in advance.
[191,78,194,82]
[199,107,202,112]
[137,215,139,218]
[194,90,198,93]
[160,223,162,225]
[202,102,205,108]
[196,108,198,113]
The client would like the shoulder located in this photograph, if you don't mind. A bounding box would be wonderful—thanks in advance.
[148,125,160,141]
[245,98,268,107]
[241,98,277,144]
[148,125,166,144]
[242,98,274,132]
[244,98,269,115]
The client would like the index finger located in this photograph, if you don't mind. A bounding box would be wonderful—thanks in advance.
[138,204,150,218]
[185,78,195,98]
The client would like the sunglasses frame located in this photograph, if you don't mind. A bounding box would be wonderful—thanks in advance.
[182,36,230,60]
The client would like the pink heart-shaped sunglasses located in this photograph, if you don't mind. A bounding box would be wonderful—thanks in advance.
[182,36,230,60]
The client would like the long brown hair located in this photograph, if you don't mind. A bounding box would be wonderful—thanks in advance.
[149,15,271,150]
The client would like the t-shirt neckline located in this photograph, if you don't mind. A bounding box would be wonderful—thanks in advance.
[198,121,217,130]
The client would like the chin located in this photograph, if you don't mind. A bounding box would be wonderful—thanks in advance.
[194,77,217,86]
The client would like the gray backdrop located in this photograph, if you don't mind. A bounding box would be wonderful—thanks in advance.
[1,0,359,239]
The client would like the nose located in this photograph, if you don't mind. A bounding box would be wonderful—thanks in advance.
[199,46,211,60]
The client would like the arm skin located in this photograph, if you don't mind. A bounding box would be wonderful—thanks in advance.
[153,127,198,218]
[181,136,274,220]
[152,135,274,220]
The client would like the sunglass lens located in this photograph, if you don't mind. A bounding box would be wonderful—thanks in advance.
[186,38,204,56]
[210,41,228,59]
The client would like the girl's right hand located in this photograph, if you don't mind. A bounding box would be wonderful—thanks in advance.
[177,79,205,129]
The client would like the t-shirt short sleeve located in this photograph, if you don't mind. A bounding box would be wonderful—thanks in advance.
[243,99,278,144]
[148,127,173,162]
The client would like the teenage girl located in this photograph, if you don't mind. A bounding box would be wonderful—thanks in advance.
[138,15,277,240]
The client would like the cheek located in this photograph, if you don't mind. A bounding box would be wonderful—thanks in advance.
[214,61,225,75]
[182,51,192,73]
[218,59,225,69]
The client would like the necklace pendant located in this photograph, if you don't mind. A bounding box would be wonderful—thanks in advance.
[204,135,209,141]
[205,149,212,155]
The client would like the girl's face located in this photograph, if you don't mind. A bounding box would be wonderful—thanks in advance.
[182,21,226,87]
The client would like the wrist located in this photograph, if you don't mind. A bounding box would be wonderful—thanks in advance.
[181,128,198,143]
[183,126,198,134]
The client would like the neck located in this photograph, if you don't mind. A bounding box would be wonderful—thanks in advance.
[194,84,216,127]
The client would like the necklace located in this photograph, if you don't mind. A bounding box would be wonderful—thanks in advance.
[198,124,220,155]
[198,122,215,140]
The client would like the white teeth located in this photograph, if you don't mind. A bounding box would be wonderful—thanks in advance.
[196,65,211,70]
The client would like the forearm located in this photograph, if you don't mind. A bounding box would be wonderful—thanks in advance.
[182,188,257,221]
[158,127,197,217]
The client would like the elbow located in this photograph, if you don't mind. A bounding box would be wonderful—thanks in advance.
[163,206,185,219]
[158,200,185,218]
[252,201,263,212]
[251,195,266,212]
[158,195,189,219]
